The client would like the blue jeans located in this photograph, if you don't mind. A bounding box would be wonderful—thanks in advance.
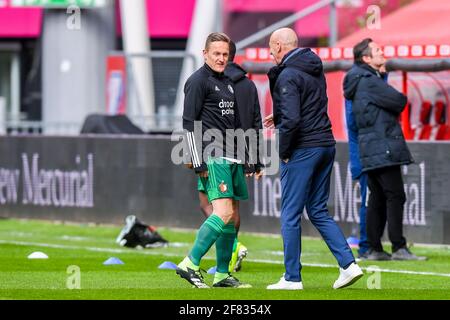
[280,146,355,282]
[358,173,370,256]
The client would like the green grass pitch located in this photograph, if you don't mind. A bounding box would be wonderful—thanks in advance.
[0,218,449,300]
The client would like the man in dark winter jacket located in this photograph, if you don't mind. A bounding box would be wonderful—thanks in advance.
[197,40,264,273]
[343,38,425,261]
[265,28,363,290]
[344,63,388,260]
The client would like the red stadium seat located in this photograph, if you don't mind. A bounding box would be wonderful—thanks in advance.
[418,101,433,140]
[434,100,446,125]
[434,100,449,140]
[402,102,414,140]
[435,125,449,140]
[420,101,432,125]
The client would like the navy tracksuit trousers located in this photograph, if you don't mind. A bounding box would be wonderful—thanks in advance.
[280,146,355,282]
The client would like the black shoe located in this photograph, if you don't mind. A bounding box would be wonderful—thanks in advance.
[357,251,369,260]
[212,274,252,288]
[366,249,392,261]
[392,248,427,261]
[176,266,209,288]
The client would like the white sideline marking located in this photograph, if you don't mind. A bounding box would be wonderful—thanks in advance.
[249,258,450,278]
[61,235,89,241]
[1,239,450,278]
[0,240,187,256]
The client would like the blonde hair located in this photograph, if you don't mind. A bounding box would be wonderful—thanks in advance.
[204,32,231,50]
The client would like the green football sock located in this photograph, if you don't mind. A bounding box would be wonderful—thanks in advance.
[178,256,199,271]
[188,214,225,266]
[232,236,238,252]
[215,222,236,274]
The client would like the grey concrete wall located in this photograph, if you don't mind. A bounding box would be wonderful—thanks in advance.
[42,4,116,127]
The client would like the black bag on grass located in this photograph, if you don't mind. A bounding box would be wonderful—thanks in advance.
[116,215,168,248]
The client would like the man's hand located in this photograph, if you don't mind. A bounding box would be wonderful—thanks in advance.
[254,170,264,180]
[379,63,387,73]
[246,170,264,180]
[198,171,208,178]
[263,114,275,129]
[185,163,193,169]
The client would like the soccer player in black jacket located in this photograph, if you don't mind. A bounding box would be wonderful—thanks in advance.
[197,40,263,274]
[176,33,251,288]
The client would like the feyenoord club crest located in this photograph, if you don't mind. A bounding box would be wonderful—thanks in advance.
[219,181,228,193]
[228,85,234,94]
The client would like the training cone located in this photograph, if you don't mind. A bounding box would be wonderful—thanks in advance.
[103,257,124,265]
[207,266,217,275]
[28,252,48,259]
[158,261,177,270]
[346,236,359,248]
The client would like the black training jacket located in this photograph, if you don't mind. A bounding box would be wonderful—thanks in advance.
[225,62,264,173]
[182,63,239,173]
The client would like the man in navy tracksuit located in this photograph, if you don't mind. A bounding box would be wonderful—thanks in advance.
[345,99,370,259]
[265,28,363,290]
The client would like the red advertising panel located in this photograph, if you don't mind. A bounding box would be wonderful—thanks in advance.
[106,55,127,115]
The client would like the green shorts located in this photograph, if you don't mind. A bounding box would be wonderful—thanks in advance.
[197,157,248,202]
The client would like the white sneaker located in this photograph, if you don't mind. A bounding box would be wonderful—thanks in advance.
[267,276,303,290]
[333,262,363,289]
